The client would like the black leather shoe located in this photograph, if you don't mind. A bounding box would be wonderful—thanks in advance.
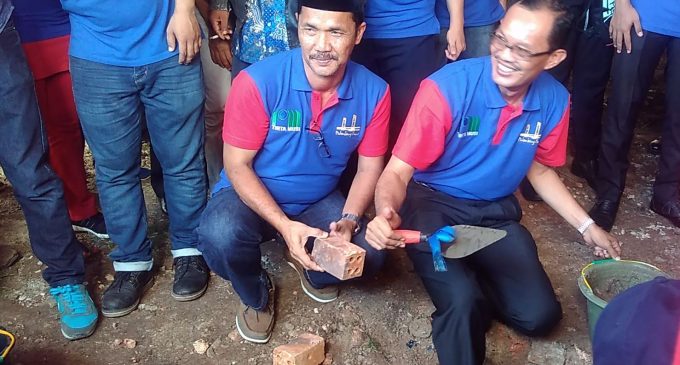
[519,179,542,202]
[589,200,620,232]
[102,270,154,318]
[650,198,680,228]
[570,158,598,190]
[172,255,209,301]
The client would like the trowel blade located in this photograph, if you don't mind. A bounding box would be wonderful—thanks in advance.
[441,225,507,258]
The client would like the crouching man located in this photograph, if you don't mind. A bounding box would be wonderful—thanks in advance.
[365,1,622,364]
[198,0,391,344]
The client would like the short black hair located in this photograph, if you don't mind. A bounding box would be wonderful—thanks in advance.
[298,0,365,26]
[512,0,574,50]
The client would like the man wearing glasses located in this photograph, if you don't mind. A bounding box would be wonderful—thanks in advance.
[365,0,621,364]
[197,0,390,344]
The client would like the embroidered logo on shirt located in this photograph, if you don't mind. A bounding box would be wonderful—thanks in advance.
[271,109,302,132]
[335,114,361,136]
[457,116,481,138]
[518,122,542,145]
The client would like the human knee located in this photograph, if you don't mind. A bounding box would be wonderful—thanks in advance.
[197,209,250,260]
[514,300,562,337]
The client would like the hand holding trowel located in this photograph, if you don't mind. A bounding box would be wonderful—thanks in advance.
[394,225,508,272]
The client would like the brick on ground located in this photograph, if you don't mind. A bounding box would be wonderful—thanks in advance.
[273,333,325,365]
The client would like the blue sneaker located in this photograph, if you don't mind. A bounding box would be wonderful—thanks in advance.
[49,284,98,340]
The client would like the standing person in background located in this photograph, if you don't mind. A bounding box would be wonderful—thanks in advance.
[196,0,232,189]
[12,0,108,240]
[352,0,441,148]
[0,1,98,340]
[564,0,615,190]
[208,0,299,79]
[436,0,505,62]
[516,0,615,201]
[61,0,210,318]
[590,0,680,230]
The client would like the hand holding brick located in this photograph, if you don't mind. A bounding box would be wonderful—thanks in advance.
[311,236,366,280]
[273,333,325,365]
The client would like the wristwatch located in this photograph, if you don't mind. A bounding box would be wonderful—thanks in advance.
[340,213,361,235]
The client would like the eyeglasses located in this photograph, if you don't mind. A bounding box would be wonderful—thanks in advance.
[306,128,331,158]
[490,32,553,60]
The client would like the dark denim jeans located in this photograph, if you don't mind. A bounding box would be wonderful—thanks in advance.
[197,188,386,310]
[69,55,207,271]
[0,20,84,287]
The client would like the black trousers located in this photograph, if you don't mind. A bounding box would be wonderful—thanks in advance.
[401,182,562,365]
[597,31,680,201]
[549,1,614,162]
[352,35,442,149]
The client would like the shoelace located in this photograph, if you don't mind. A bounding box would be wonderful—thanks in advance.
[175,257,206,276]
[50,285,89,315]
[109,272,141,292]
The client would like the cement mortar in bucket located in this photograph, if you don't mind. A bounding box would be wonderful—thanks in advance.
[577,259,670,338]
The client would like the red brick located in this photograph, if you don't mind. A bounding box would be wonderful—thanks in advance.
[273,333,325,365]
[311,236,366,280]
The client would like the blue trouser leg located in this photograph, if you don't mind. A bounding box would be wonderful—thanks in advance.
[69,56,152,271]
[141,56,206,257]
[294,190,386,288]
[401,182,561,365]
[0,21,84,287]
[197,188,275,309]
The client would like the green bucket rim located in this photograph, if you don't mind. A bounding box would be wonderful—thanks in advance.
[577,258,667,308]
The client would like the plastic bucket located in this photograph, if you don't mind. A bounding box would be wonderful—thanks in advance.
[577,259,669,338]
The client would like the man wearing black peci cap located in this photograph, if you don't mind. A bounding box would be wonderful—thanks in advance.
[197,0,390,343]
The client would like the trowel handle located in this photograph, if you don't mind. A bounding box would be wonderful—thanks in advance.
[394,230,426,244]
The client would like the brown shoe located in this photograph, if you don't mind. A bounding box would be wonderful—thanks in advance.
[284,247,338,303]
[235,274,275,344]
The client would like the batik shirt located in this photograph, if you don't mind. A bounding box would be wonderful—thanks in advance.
[211,0,298,64]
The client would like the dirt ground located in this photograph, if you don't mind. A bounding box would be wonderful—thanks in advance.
[1,82,678,365]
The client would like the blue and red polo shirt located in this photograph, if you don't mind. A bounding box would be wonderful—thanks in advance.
[393,57,570,201]
[212,48,391,215]
[364,0,439,39]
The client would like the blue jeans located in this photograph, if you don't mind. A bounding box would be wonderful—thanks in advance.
[69,55,207,271]
[0,20,84,287]
[197,188,386,310]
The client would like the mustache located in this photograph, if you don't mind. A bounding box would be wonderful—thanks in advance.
[310,52,338,61]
